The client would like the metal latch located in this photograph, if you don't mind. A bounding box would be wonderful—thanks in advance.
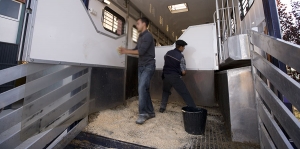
[26,8,32,14]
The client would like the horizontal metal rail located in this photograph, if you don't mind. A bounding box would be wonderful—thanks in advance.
[249,30,300,149]
[255,74,300,146]
[51,116,88,149]
[0,107,22,134]
[22,73,89,118]
[256,97,293,149]
[0,64,52,86]
[0,123,23,148]
[0,63,91,148]
[260,121,276,149]
[249,31,300,71]
[0,85,25,109]
[15,121,69,149]
[252,52,300,111]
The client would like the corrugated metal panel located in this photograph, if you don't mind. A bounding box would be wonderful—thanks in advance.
[0,42,18,64]
[0,42,19,93]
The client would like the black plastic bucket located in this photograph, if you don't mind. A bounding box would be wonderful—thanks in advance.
[182,107,207,135]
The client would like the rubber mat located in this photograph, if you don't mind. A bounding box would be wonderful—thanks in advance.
[65,132,155,149]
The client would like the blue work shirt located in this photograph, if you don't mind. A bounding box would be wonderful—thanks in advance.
[133,30,155,66]
[163,48,186,76]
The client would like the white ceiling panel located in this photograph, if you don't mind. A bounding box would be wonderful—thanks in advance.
[130,0,218,40]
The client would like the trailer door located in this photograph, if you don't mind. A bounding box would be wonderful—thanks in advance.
[21,0,126,68]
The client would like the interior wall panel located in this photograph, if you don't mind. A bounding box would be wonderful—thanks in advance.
[89,67,125,113]
[155,24,218,70]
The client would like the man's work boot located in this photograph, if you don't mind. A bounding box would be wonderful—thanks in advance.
[136,114,155,124]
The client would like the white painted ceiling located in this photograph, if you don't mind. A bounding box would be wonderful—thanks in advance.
[130,0,218,40]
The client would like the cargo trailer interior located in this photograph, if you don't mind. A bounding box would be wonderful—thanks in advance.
[0,0,299,148]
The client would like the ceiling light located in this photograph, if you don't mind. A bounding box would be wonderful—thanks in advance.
[101,0,110,5]
[160,16,163,25]
[168,3,189,14]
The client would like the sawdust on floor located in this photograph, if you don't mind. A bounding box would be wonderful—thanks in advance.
[84,97,197,149]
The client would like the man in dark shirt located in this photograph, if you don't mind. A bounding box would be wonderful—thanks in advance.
[159,40,196,113]
[119,17,156,124]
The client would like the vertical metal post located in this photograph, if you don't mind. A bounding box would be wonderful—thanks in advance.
[87,67,92,114]
[221,0,226,40]
[19,0,37,62]
[216,0,222,63]
[125,0,130,49]
[124,0,130,101]
[16,4,26,45]
[226,0,231,36]
[18,0,30,61]
[248,32,263,148]
[231,0,237,34]
[157,27,160,45]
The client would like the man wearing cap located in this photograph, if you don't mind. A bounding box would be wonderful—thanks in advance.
[159,40,196,113]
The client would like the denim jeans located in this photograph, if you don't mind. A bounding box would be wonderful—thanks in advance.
[160,74,196,109]
[138,64,155,115]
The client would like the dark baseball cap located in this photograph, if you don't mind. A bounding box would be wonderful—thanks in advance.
[176,40,188,46]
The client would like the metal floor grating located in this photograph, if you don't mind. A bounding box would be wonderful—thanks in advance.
[186,114,259,149]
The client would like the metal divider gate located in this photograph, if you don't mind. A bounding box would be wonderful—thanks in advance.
[249,30,300,149]
[0,63,91,149]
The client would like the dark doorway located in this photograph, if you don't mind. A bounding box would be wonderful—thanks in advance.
[125,56,139,99]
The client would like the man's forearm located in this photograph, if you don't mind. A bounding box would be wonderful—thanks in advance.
[126,49,139,55]
[119,47,139,55]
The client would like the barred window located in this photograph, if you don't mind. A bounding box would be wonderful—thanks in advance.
[239,0,255,20]
[103,7,125,36]
[132,25,139,43]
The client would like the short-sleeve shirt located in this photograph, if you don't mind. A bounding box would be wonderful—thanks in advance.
[180,57,187,71]
[133,30,155,66]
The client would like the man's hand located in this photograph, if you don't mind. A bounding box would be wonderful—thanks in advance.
[119,46,139,55]
[182,70,186,76]
[119,47,128,55]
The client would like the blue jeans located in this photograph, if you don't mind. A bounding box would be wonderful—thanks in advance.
[138,64,155,115]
